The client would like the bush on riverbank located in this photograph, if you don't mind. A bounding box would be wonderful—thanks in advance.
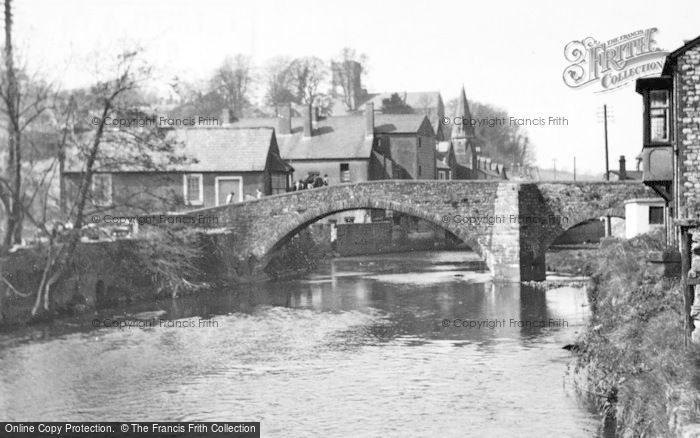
[572,232,700,437]
[546,246,598,276]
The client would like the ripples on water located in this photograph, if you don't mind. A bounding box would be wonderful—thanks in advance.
[0,251,598,437]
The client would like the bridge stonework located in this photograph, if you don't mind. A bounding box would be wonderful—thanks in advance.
[186,181,653,282]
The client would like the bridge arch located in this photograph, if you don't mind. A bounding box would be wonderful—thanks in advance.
[260,197,485,261]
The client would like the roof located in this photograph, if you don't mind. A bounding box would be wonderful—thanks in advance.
[229,113,431,160]
[374,114,432,134]
[624,197,666,205]
[230,115,373,160]
[64,127,283,173]
[609,170,643,180]
[360,91,442,112]
[359,91,444,132]
[663,34,700,75]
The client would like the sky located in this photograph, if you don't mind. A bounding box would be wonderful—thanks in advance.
[13,0,700,174]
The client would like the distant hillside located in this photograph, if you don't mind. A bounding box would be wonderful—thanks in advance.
[533,167,603,181]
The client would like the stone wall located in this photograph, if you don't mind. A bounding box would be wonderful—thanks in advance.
[677,45,700,220]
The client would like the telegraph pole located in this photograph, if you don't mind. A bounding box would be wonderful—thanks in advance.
[603,104,610,181]
[602,104,611,236]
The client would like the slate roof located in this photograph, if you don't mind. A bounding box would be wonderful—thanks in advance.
[63,127,285,173]
[374,114,431,134]
[229,113,431,160]
[230,116,372,160]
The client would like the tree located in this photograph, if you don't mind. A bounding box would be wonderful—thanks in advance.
[288,57,328,105]
[381,93,413,114]
[210,55,252,119]
[26,49,191,315]
[263,56,295,111]
[331,48,368,111]
[0,0,51,251]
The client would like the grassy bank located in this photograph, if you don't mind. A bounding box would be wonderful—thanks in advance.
[546,245,599,276]
[571,233,700,437]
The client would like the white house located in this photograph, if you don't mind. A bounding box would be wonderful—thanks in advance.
[624,198,666,238]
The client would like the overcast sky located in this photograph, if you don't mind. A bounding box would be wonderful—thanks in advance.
[14,0,700,174]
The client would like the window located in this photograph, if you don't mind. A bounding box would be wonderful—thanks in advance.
[340,163,350,182]
[648,206,664,225]
[649,90,669,142]
[183,174,203,206]
[271,173,287,195]
[418,137,422,148]
[91,174,113,207]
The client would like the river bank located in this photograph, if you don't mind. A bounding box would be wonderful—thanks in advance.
[563,234,700,437]
[0,228,326,329]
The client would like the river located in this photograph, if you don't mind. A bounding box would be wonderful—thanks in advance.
[0,250,599,437]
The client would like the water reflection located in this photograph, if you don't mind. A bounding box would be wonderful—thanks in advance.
[0,250,597,437]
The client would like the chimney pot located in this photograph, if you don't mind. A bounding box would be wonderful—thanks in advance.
[303,104,313,137]
[619,155,627,180]
[278,104,291,135]
[365,102,374,138]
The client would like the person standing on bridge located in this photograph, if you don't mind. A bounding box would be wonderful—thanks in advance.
[225,191,235,204]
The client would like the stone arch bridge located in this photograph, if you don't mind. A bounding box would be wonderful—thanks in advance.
[183,181,653,281]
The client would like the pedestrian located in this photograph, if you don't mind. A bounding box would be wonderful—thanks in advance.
[225,191,235,204]
[256,188,262,199]
[323,174,329,186]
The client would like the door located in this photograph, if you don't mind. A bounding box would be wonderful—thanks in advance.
[216,177,242,206]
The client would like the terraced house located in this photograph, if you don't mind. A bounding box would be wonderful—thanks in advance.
[635,34,700,340]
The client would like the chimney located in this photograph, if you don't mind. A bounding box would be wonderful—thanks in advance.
[619,155,627,180]
[365,102,374,138]
[278,104,291,135]
[221,108,230,125]
[303,104,313,137]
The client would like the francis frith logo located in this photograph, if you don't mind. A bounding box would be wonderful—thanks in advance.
[563,28,668,92]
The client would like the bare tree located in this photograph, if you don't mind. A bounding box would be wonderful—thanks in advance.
[0,0,51,251]
[288,57,328,105]
[263,56,295,111]
[25,49,191,315]
[210,54,252,119]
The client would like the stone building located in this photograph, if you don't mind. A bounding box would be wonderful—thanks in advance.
[229,103,435,224]
[61,127,293,215]
[636,34,700,341]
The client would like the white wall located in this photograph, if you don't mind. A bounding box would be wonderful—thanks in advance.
[625,199,665,239]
